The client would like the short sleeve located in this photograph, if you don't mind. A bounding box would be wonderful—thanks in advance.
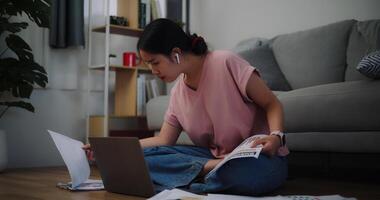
[164,86,182,129]
[225,52,260,102]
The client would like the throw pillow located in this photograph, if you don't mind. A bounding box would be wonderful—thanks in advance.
[238,45,292,91]
[357,50,380,79]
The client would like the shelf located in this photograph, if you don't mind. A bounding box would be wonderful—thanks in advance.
[90,115,147,118]
[89,115,151,137]
[92,25,143,37]
[89,65,151,73]
[109,130,154,139]
[89,64,152,117]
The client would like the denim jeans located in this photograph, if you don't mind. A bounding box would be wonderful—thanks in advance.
[143,145,288,196]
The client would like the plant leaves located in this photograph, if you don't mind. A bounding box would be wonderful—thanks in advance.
[0,101,34,113]
[0,0,50,115]
[0,57,18,92]
[1,0,51,28]
[17,60,48,88]
[5,34,33,61]
[0,17,28,34]
[0,57,48,97]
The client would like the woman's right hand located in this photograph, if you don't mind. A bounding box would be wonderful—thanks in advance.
[82,144,95,161]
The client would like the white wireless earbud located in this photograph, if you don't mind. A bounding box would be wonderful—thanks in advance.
[175,53,180,64]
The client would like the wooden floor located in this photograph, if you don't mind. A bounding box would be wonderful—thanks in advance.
[0,167,144,200]
[0,166,379,200]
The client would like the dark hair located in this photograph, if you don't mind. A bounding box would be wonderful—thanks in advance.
[137,18,208,56]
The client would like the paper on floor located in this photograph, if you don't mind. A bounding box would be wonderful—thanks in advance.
[48,130,104,190]
[57,179,104,190]
[206,194,357,200]
[147,188,205,200]
[148,189,357,200]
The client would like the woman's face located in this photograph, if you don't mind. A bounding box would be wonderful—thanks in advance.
[139,50,183,82]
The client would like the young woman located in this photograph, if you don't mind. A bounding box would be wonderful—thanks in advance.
[136,18,289,195]
[85,18,289,196]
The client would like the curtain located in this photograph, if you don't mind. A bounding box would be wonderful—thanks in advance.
[49,0,85,48]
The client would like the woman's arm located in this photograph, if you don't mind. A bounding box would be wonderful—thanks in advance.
[82,122,181,161]
[246,72,283,156]
[139,121,182,148]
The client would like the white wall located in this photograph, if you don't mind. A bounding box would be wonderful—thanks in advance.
[192,0,380,50]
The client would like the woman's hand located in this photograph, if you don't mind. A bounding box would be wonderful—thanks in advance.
[82,144,95,161]
[251,135,281,157]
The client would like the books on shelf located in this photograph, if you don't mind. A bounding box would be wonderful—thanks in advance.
[150,0,166,21]
[137,74,146,116]
[150,78,160,98]
[138,0,184,28]
[139,0,151,28]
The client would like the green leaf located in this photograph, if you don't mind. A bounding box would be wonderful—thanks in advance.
[0,57,48,97]
[5,34,33,61]
[0,101,35,113]
[18,60,48,88]
[0,17,28,35]
[3,0,51,28]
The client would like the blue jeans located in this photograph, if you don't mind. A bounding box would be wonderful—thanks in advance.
[143,145,288,196]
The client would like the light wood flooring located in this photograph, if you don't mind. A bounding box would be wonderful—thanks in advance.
[0,167,379,200]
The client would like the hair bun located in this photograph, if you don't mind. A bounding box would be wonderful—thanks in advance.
[190,34,208,55]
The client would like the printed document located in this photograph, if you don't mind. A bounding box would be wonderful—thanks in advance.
[48,130,104,190]
[206,134,267,179]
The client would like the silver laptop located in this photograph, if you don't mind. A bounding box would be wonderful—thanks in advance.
[89,137,155,197]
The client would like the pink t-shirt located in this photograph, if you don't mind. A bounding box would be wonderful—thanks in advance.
[165,50,289,158]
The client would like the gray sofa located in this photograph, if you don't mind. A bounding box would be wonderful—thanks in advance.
[146,19,380,175]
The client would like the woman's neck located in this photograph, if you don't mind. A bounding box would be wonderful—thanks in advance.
[183,53,207,90]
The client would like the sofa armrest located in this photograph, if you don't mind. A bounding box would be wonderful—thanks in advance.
[147,95,195,146]
[146,95,170,131]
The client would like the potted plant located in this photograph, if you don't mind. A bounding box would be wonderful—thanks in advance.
[0,0,50,172]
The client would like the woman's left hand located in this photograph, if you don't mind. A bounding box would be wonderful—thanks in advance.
[251,135,281,157]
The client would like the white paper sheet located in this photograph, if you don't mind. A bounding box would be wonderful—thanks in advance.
[206,194,283,200]
[206,194,357,200]
[57,179,104,190]
[148,188,205,200]
[48,130,90,188]
[148,189,357,200]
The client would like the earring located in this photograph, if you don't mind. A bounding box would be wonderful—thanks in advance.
[175,53,180,64]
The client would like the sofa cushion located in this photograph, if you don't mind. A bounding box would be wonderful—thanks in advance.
[238,45,292,91]
[272,20,356,89]
[357,50,380,79]
[345,20,380,81]
[278,80,380,132]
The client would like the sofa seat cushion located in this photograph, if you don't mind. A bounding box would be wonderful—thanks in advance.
[278,80,380,132]
[272,20,356,89]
